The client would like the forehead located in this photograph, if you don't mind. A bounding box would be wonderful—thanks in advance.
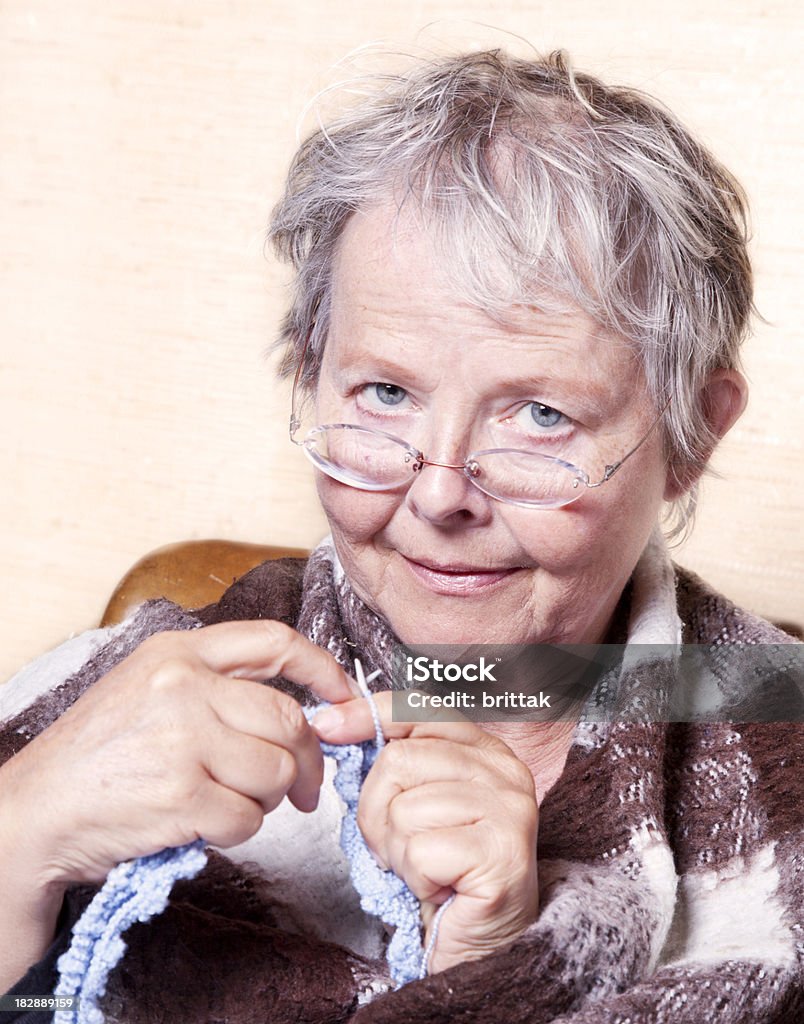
[327,201,640,401]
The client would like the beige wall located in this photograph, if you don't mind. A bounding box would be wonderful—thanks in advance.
[1,0,801,682]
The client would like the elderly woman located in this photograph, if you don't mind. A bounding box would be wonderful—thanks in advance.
[0,50,801,1024]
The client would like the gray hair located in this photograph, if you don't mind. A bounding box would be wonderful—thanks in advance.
[267,49,754,537]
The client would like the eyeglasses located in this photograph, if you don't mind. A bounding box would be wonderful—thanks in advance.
[289,336,669,510]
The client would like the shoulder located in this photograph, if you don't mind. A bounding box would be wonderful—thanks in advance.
[666,565,802,856]
[672,563,800,645]
[194,556,309,629]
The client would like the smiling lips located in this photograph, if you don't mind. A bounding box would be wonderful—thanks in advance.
[402,556,523,595]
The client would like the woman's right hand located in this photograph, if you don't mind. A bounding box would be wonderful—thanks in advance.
[0,620,359,888]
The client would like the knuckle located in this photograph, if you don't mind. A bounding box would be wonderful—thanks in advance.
[272,694,309,744]
[356,795,378,840]
[271,747,299,792]
[145,655,196,696]
[512,785,538,820]
[489,750,535,796]
[254,618,294,649]
[386,796,405,831]
[165,770,207,810]
[227,802,265,845]
[405,829,433,867]
[504,816,539,865]
[494,790,537,838]
[511,759,537,797]
[482,882,510,916]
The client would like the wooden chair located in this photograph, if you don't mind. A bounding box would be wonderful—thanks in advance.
[100,540,309,627]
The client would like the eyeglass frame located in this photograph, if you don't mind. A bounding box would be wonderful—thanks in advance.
[288,330,671,510]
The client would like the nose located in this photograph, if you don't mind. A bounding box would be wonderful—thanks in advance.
[404,455,493,527]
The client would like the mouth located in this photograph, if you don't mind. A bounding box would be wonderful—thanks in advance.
[401,555,524,595]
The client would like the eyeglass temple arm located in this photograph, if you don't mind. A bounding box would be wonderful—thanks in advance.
[586,397,671,489]
[289,329,315,439]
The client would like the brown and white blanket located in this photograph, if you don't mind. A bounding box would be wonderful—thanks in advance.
[1,533,802,1023]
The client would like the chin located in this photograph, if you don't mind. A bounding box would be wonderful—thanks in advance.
[380,598,527,647]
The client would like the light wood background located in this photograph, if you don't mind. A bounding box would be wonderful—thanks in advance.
[1,1,801,682]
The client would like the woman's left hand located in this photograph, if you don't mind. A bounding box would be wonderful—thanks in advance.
[311,692,539,973]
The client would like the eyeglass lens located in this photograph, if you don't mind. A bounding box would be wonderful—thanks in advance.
[301,425,584,507]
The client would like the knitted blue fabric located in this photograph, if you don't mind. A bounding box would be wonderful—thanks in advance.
[53,660,431,1023]
[54,843,208,1024]
[307,662,423,988]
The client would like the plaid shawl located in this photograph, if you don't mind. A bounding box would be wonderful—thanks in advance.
[1,534,801,1023]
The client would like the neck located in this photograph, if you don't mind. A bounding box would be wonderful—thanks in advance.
[481,718,578,803]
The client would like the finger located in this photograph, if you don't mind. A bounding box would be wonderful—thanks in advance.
[413,834,540,975]
[169,620,361,703]
[381,782,537,882]
[311,691,493,747]
[191,781,267,849]
[378,781,488,869]
[357,743,497,859]
[203,724,322,814]
[420,899,453,933]
[391,825,485,902]
[207,682,324,811]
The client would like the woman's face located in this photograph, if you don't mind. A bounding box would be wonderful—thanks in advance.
[312,205,672,646]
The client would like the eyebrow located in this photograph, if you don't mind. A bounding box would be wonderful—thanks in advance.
[331,345,612,413]
[332,351,429,389]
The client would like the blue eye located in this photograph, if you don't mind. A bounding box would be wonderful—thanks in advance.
[373,383,407,406]
[529,403,563,428]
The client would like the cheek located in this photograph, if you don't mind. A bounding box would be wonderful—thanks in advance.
[575,472,666,580]
[315,475,399,544]
[506,466,664,579]
[504,505,600,576]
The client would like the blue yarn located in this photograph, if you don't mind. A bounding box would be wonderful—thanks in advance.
[53,659,441,1023]
[53,843,208,1024]
[308,660,423,988]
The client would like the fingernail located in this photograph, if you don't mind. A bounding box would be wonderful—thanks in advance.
[311,707,343,736]
[296,789,320,813]
[294,786,319,811]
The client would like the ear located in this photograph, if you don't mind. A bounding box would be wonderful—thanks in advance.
[699,366,749,439]
[663,368,748,501]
